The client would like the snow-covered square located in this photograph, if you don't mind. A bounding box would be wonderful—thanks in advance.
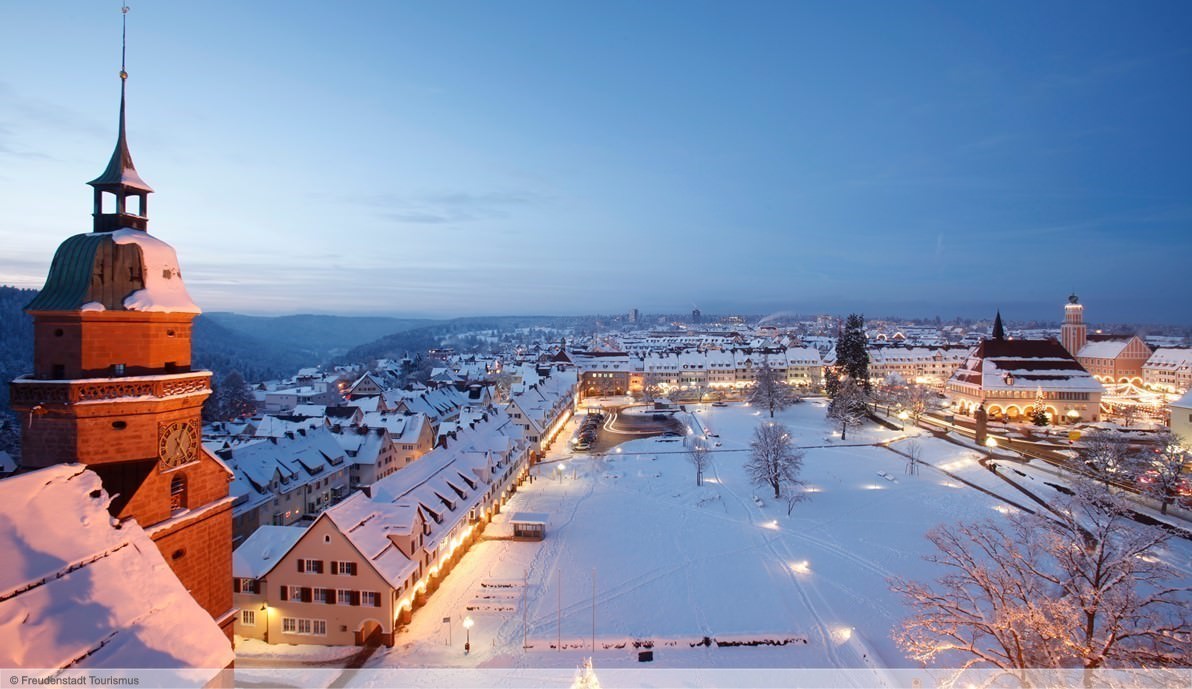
[316,400,1192,682]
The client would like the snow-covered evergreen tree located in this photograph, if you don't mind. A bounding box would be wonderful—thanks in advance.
[1029,386,1049,426]
[835,314,870,391]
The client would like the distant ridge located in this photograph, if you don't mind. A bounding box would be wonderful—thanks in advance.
[202,312,436,359]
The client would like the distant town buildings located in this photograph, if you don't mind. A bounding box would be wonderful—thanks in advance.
[1142,347,1192,394]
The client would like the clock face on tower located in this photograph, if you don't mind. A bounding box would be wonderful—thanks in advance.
[158,420,199,469]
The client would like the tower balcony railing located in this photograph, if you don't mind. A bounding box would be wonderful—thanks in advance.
[10,370,211,406]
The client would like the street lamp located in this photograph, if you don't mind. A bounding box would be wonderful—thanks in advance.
[557,463,566,482]
[897,410,909,430]
[463,615,474,654]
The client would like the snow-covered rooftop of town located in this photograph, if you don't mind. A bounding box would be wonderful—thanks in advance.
[0,464,232,670]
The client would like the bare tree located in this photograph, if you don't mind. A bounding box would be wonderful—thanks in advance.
[1079,428,1132,486]
[905,384,931,424]
[750,358,791,418]
[747,422,807,510]
[827,378,867,441]
[1138,433,1189,515]
[904,440,921,476]
[892,482,1192,678]
[688,436,710,487]
[1118,402,1140,428]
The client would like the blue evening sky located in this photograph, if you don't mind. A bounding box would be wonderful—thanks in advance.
[2,1,1190,323]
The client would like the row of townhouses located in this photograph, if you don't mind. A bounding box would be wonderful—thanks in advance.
[231,407,533,646]
[226,366,579,646]
[573,346,824,398]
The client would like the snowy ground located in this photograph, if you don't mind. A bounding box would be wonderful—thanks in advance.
[259,400,1191,684]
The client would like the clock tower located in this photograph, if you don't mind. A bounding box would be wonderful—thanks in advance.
[8,12,235,643]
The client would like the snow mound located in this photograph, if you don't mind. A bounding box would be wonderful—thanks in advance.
[112,228,201,313]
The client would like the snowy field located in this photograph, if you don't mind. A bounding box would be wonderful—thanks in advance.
[276,400,1192,685]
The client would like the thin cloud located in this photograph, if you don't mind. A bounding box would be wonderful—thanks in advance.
[353,190,550,224]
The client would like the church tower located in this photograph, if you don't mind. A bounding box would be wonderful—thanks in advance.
[8,8,235,643]
[1061,293,1087,356]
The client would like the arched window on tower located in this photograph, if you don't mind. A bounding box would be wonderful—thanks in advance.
[170,474,188,513]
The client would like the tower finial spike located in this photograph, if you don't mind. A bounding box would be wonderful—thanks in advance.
[89,2,152,232]
[120,4,129,77]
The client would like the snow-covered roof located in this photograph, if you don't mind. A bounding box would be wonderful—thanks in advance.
[510,512,548,524]
[233,525,306,579]
[111,229,201,314]
[868,346,972,365]
[1173,387,1192,410]
[291,404,328,418]
[0,465,233,669]
[332,426,389,467]
[950,339,1104,393]
[1078,339,1131,359]
[1144,347,1192,370]
[226,427,346,512]
[253,414,324,439]
[322,494,422,588]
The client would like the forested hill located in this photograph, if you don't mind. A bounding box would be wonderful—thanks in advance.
[202,313,435,359]
[342,315,581,363]
[0,287,36,412]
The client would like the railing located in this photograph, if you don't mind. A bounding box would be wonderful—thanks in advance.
[10,372,210,405]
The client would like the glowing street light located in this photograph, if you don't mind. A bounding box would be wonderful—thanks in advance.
[897,410,909,430]
[463,615,474,654]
